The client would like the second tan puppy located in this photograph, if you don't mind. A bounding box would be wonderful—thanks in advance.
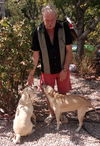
[42,85,94,132]
[13,87,36,144]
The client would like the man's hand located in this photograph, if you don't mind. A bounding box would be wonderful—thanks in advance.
[27,74,34,86]
[59,70,67,81]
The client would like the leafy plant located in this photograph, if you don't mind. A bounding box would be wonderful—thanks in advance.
[76,55,95,77]
[0,18,34,114]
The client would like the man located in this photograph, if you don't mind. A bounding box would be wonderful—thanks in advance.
[27,5,73,123]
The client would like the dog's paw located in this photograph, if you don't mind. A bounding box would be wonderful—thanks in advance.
[12,134,21,144]
[75,127,81,133]
[56,123,61,131]
[44,115,54,124]
[56,126,60,131]
[12,138,20,144]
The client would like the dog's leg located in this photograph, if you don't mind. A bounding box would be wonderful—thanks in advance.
[12,134,21,144]
[55,110,61,130]
[76,108,87,132]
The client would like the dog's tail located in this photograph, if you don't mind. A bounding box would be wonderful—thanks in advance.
[87,103,100,121]
[88,102,97,114]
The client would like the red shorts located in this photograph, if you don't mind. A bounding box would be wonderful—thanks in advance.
[40,71,71,94]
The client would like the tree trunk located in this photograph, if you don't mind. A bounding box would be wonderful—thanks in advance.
[76,4,85,58]
[77,38,85,58]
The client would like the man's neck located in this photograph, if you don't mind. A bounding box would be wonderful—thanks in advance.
[47,29,54,43]
[47,28,54,34]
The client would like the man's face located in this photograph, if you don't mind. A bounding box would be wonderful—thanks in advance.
[43,12,56,30]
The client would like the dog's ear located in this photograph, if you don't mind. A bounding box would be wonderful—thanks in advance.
[18,89,23,95]
[34,86,38,91]
[49,90,54,97]
[16,108,20,116]
[47,87,54,97]
[41,83,46,89]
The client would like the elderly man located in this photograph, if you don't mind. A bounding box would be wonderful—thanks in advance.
[27,5,73,123]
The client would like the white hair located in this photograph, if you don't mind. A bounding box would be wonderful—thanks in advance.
[42,4,57,16]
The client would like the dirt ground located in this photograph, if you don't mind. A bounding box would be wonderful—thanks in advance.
[0,74,100,146]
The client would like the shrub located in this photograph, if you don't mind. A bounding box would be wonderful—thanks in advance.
[74,53,95,77]
[0,18,34,115]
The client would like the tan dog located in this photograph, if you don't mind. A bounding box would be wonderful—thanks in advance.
[42,85,94,132]
[12,86,36,144]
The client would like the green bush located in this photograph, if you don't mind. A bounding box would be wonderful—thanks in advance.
[0,18,34,114]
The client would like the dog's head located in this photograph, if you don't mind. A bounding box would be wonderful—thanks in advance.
[42,84,54,97]
[19,86,37,105]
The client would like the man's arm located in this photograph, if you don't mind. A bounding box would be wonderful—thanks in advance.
[63,45,73,72]
[27,51,39,85]
[29,51,39,75]
[59,44,73,81]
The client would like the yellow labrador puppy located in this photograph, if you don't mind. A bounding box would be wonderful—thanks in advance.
[42,85,94,132]
[13,86,36,144]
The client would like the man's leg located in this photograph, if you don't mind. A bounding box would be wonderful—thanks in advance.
[56,70,72,94]
[40,73,55,88]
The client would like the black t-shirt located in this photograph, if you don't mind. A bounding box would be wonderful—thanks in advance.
[31,21,72,74]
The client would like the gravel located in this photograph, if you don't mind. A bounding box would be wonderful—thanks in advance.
[0,74,100,146]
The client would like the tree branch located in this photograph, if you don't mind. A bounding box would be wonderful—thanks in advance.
[75,0,91,12]
[80,16,100,40]
[60,6,66,16]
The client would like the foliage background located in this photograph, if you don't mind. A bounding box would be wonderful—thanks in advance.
[0,0,100,115]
